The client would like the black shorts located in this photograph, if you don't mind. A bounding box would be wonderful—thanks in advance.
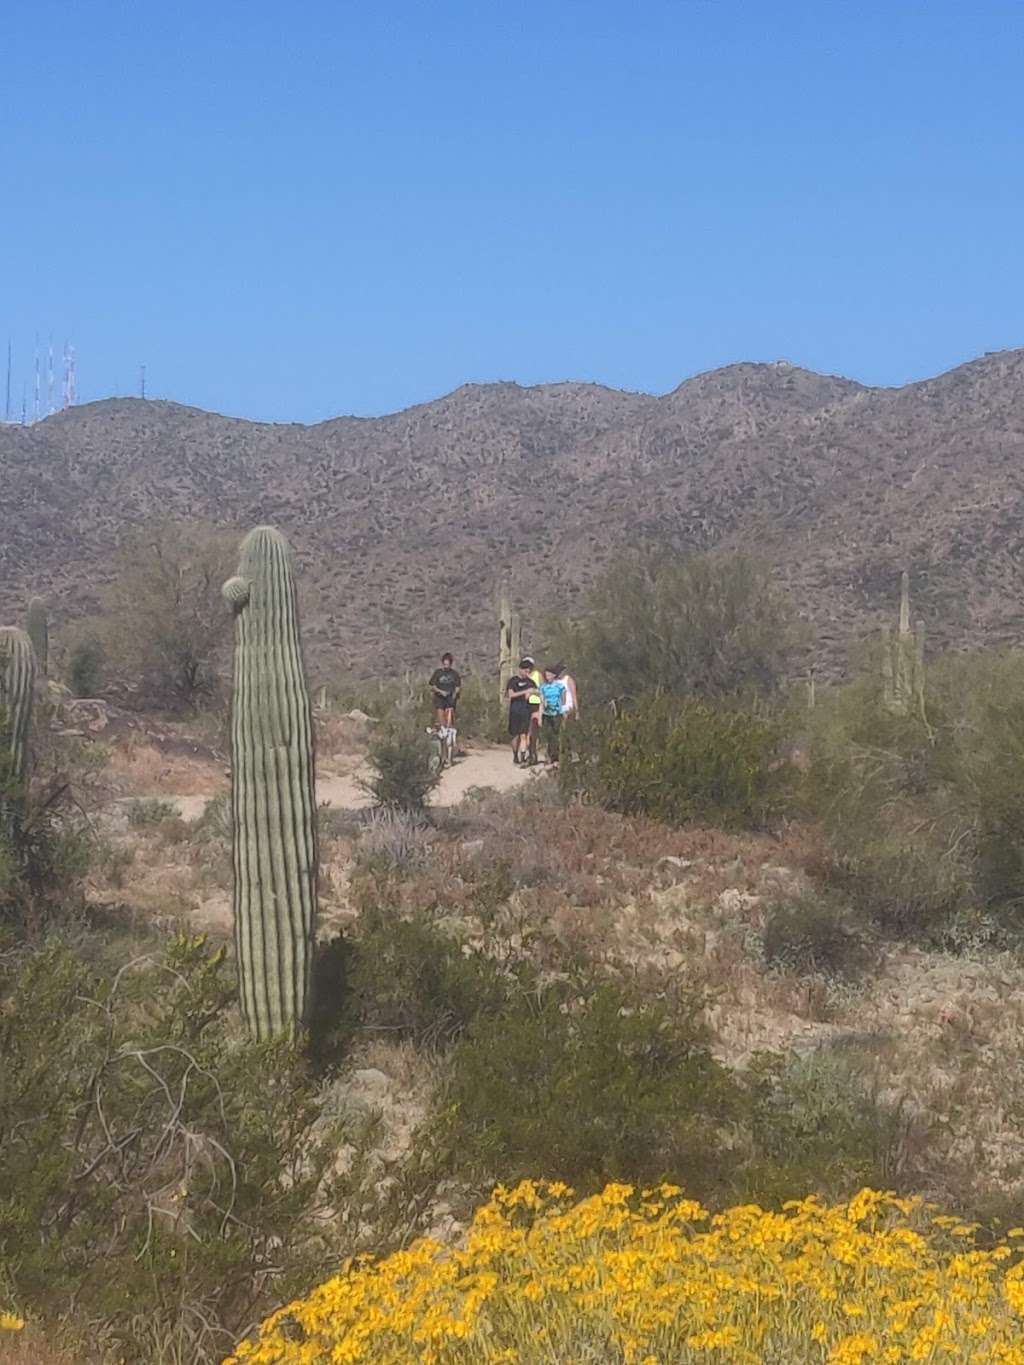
[508,703,532,736]
[435,696,456,714]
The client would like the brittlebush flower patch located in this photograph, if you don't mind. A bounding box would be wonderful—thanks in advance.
[225,1182,1024,1364]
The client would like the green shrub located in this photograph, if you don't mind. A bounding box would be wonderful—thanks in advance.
[562,694,796,830]
[0,935,343,1364]
[125,797,180,828]
[66,637,105,698]
[546,550,801,707]
[804,669,974,938]
[360,716,441,813]
[346,892,510,1050]
[354,808,434,876]
[440,975,738,1193]
[740,1048,923,1204]
[761,892,870,977]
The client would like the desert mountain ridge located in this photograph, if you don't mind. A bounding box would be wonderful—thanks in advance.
[2,347,1024,683]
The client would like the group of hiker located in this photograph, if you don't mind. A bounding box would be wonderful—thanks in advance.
[505,658,577,766]
[427,652,578,768]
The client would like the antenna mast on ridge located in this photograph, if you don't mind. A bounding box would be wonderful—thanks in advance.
[4,340,10,422]
[47,338,55,415]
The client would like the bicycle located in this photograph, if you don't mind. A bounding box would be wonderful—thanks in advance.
[426,724,457,773]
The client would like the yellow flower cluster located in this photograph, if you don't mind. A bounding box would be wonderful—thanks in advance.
[0,1313,25,1332]
[225,1182,1024,1364]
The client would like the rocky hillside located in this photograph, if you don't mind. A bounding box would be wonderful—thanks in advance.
[2,349,1023,681]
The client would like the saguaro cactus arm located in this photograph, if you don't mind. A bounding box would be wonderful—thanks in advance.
[25,598,49,676]
[223,528,317,1041]
[0,626,36,836]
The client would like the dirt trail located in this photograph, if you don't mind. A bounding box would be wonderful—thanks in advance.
[138,744,536,822]
[318,743,535,811]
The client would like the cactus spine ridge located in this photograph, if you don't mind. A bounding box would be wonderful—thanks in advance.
[882,570,926,721]
[498,589,522,706]
[225,526,317,1041]
[25,598,49,676]
[0,626,36,836]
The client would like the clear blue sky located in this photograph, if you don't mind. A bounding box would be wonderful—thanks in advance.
[3,1,1022,423]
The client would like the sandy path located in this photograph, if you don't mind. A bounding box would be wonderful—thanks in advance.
[132,744,536,822]
[318,743,535,811]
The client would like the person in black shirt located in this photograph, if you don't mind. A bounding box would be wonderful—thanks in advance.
[506,659,539,765]
[429,653,462,726]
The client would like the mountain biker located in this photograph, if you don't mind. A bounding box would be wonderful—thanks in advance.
[429,652,461,727]
[540,666,568,765]
[507,658,538,765]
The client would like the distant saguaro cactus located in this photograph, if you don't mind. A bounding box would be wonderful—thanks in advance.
[0,626,36,836]
[882,570,926,720]
[25,597,49,675]
[223,527,318,1041]
[498,590,522,706]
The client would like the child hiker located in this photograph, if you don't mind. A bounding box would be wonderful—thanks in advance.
[539,665,568,765]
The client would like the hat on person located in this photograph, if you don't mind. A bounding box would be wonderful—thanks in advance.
[520,656,535,667]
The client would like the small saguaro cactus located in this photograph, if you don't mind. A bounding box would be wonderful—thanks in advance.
[882,570,926,720]
[498,590,522,706]
[223,527,318,1041]
[25,597,49,675]
[0,626,36,835]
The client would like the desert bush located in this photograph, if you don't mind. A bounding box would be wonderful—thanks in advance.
[441,975,738,1192]
[191,792,232,844]
[761,891,870,977]
[360,715,441,813]
[938,650,1024,925]
[354,807,434,875]
[66,634,105,698]
[125,796,180,828]
[97,520,235,712]
[345,893,510,1051]
[562,694,796,830]
[450,671,505,742]
[805,673,974,938]
[0,934,344,1365]
[1,718,100,932]
[547,549,801,706]
[741,1048,925,1204]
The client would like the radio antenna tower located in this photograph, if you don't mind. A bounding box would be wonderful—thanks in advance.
[33,338,40,423]
[21,382,27,425]
[4,340,10,422]
[140,364,146,399]
[47,338,55,415]
[68,342,76,406]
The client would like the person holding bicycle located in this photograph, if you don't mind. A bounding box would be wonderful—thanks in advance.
[429,652,461,726]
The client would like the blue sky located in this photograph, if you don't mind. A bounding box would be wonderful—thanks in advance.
[3,1,1022,422]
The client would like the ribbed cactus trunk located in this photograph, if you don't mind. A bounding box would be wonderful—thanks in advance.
[498,590,521,706]
[0,627,36,838]
[882,570,927,722]
[25,598,49,676]
[223,527,318,1041]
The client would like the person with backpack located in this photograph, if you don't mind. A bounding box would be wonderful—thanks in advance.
[506,658,539,765]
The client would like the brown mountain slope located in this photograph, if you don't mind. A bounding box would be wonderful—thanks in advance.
[2,351,1023,683]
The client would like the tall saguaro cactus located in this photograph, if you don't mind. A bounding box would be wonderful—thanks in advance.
[882,570,926,720]
[25,597,49,676]
[223,527,318,1041]
[0,626,36,836]
[498,590,522,706]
